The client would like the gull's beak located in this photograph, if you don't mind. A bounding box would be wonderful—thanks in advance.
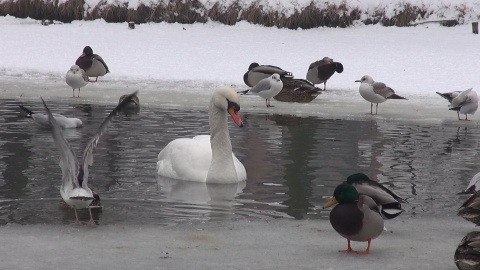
[323,197,338,209]
[228,106,243,127]
[355,80,361,83]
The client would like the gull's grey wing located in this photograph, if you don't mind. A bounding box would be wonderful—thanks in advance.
[80,91,138,188]
[372,82,395,98]
[93,54,110,73]
[452,88,473,108]
[41,98,79,188]
[249,79,272,94]
[80,68,89,82]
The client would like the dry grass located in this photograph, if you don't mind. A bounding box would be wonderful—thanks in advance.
[0,0,472,28]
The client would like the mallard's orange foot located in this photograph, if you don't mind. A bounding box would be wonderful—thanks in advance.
[338,248,355,253]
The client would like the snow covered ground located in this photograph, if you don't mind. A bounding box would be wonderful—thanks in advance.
[1,15,480,269]
[2,16,480,122]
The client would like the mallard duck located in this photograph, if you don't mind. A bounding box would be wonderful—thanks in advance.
[273,78,321,103]
[65,65,88,97]
[41,91,138,225]
[19,105,82,129]
[306,57,343,90]
[75,46,109,82]
[243,62,292,87]
[436,88,478,121]
[346,173,406,219]
[238,74,283,107]
[458,192,480,225]
[455,231,480,270]
[323,182,384,254]
[355,75,407,115]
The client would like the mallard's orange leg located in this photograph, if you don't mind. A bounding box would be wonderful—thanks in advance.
[355,239,372,255]
[339,240,355,253]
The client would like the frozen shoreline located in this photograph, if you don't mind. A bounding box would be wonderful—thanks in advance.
[0,216,474,270]
[3,75,480,126]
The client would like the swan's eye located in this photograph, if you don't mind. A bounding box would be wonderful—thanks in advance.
[227,99,240,112]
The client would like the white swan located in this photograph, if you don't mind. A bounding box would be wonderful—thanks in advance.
[156,87,247,184]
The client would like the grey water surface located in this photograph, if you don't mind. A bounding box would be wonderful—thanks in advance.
[0,99,478,226]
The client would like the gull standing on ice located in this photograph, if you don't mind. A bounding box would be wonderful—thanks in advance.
[436,88,478,121]
[239,73,283,107]
[19,105,82,129]
[243,62,292,87]
[66,65,89,97]
[75,46,110,82]
[355,75,407,115]
[41,91,138,225]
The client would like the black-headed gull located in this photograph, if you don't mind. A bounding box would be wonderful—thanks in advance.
[306,57,344,90]
[66,65,89,97]
[19,105,82,129]
[239,73,283,108]
[41,91,138,225]
[243,62,292,87]
[355,75,407,115]
[436,88,478,121]
[75,46,109,82]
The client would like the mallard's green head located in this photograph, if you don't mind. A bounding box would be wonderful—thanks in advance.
[324,182,359,208]
[346,173,371,184]
[82,46,93,56]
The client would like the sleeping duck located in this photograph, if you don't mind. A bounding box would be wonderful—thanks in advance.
[346,173,406,219]
[323,182,384,255]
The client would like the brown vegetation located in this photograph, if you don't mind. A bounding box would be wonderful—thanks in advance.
[0,0,471,28]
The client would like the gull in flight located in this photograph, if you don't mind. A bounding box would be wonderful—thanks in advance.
[41,91,138,225]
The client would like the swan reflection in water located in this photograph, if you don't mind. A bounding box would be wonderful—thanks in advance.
[157,176,246,208]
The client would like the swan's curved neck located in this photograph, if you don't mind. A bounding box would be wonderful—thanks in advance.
[206,100,238,183]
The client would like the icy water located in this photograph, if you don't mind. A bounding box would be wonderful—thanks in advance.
[0,98,479,226]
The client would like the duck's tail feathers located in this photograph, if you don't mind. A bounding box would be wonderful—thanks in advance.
[19,105,34,117]
[381,202,404,219]
[237,90,249,95]
[280,72,294,79]
[389,93,408,100]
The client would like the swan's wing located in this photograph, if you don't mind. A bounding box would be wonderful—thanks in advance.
[41,98,79,188]
[79,91,138,188]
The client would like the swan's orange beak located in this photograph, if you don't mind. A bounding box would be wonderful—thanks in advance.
[228,107,243,127]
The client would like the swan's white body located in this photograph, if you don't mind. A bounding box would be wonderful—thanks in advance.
[157,87,246,184]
